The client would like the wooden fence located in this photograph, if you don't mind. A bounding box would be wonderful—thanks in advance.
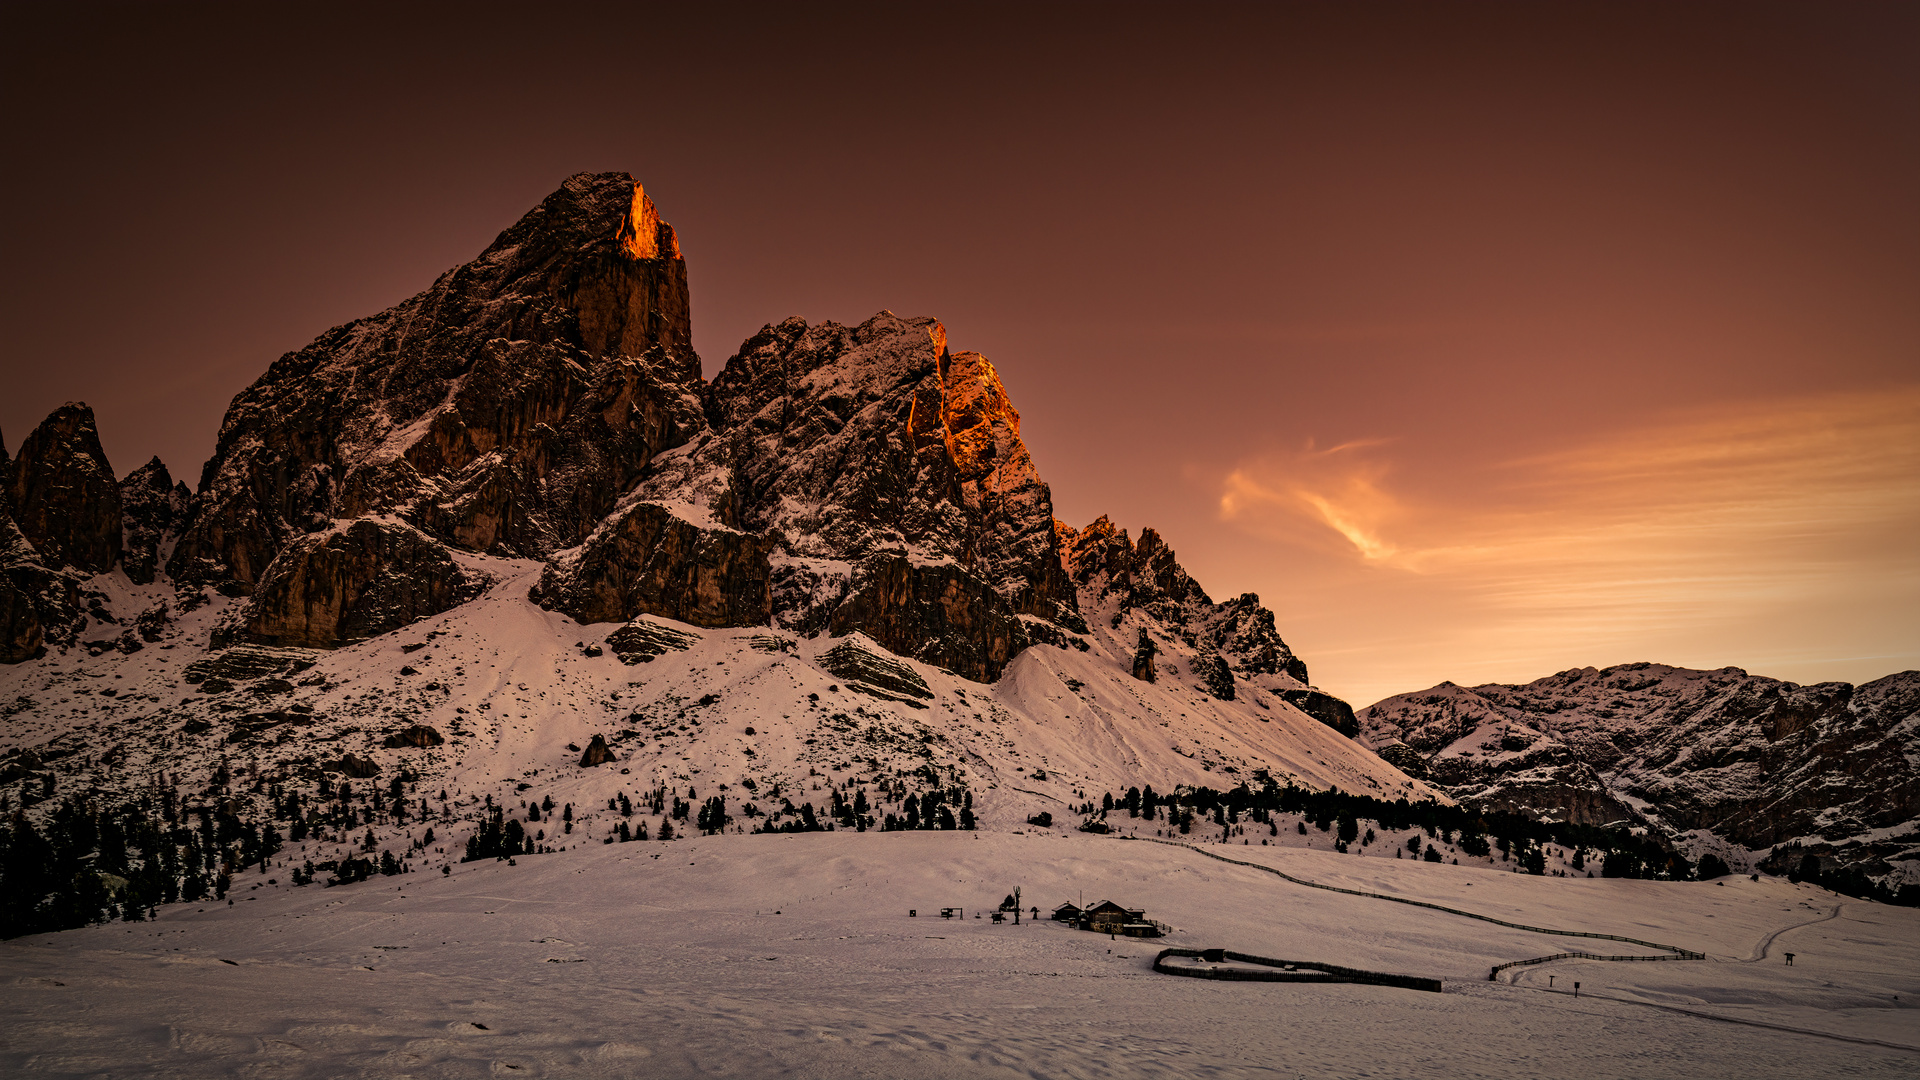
[1153,947,1443,993]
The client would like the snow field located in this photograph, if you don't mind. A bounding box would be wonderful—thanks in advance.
[5,830,1917,1079]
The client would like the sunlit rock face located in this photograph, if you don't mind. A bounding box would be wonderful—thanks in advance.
[543,311,1086,680]
[1360,664,1920,875]
[159,175,1088,671]
[168,171,700,592]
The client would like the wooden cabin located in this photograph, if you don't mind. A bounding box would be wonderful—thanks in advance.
[1078,900,1146,933]
[1051,902,1082,922]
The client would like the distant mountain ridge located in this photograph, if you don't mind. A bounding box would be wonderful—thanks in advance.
[1359,663,1920,884]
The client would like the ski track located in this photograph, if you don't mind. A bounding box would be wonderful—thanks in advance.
[1500,982,1920,1054]
[1746,900,1844,963]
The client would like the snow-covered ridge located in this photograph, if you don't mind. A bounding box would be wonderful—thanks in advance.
[1360,662,1920,885]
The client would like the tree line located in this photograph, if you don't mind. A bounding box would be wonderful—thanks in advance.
[1080,779,1920,898]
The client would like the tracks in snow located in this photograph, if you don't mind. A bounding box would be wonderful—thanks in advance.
[1135,837,1705,984]
[1742,901,1842,963]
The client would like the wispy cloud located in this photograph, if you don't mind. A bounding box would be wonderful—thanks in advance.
[1220,437,1407,564]
[1218,387,1920,703]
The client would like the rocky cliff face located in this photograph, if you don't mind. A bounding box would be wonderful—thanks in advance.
[5,404,121,574]
[118,457,189,586]
[535,500,776,629]
[167,172,700,596]
[1057,516,1319,695]
[6,176,1091,672]
[1359,663,1920,879]
[0,410,122,662]
[536,311,1085,680]
[230,520,490,649]
[0,505,60,664]
[1047,514,1366,739]
[148,173,703,647]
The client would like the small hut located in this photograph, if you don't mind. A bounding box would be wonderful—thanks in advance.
[1078,900,1146,934]
[1051,902,1083,923]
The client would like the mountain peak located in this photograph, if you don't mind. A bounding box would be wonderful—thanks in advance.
[4,401,119,574]
[614,179,680,262]
[166,173,704,600]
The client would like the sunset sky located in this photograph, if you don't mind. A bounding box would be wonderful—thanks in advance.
[3,3,1914,706]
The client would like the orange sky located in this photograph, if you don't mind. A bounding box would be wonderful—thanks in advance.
[1215,389,1920,705]
[3,3,1915,705]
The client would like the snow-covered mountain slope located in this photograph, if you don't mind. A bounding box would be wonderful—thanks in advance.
[0,552,1435,848]
[1359,663,1920,885]
[5,830,1916,1079]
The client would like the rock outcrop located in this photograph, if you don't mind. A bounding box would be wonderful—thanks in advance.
[1280,689,1358,738]
[1359,664,1920,876]
[532,500,774,629]
[1059,516,1317,688]
[383,725,445,749]
[1197,654,1235,700]
[0,512,53,663]
[579,734,614,767]
[5,403,121,574]
[818,634,935,706]
[823,555,1027,683]
[118,457,189,585]
[1130,628,1158,682]
[233,520,488,649]
[603,617,702,664]
[0,422,86,664]
[326,753,380,778]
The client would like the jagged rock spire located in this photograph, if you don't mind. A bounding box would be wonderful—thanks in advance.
[168,172,704,598]
[5,403,121,574]
[119,456,188,586]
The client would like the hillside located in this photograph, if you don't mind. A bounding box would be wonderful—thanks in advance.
[1359,663,1920,886]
